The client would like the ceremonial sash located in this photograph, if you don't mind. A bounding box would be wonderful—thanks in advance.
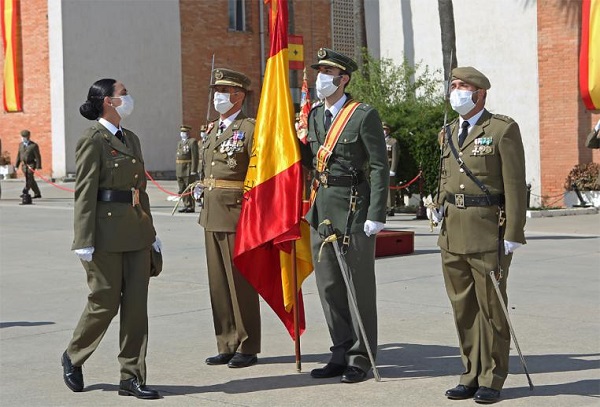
[315,100,361,172]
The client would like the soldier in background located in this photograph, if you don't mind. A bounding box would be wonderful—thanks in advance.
[176,125,199,213]
[15,129,42,199]
[198,68,261,369]
[430,66,527,404]
[383,122,399,216]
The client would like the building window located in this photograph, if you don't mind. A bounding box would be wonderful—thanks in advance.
[229,0,246,31]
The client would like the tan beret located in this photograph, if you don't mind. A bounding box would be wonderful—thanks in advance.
[451,66,491,90]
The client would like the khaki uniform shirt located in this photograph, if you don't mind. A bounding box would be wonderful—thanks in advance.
[198,113,255,232]
[72,122,155,252]
[437,110,527,254]
[301,99,389,235]
[16,140,42,170]
[176,137,199,177]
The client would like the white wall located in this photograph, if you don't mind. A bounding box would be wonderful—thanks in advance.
[53,0,182,175]
[378,0,541,203]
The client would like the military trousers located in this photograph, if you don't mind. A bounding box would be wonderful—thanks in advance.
[23,166,41,196]
[67,247,151,383]
[310,227,378,373]
[441,248,513,391]
[177,176,195,210]
[387,175,396,212]
[204,230,261,355]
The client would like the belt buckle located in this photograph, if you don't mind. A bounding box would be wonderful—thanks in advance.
[131,188,140,206]
[319,171,329,188]
[454,193,465,209]
[206,178,216,190]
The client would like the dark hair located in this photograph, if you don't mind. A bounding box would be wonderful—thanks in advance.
[79,78,116,120]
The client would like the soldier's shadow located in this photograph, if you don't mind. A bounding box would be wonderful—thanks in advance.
[89,343,597,398]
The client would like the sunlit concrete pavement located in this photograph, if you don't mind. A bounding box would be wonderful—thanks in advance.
[1,179,599,406]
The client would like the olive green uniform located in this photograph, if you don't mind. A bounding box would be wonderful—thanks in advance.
[437,110,527,391]
[176,137,199,210]
[198,113,261,355]
[300,98,389,372]
[385,135,399,212]
[15,139,42,196]
[67,122,156,384]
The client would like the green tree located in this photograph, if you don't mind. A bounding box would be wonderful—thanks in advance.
[348,54,454,195]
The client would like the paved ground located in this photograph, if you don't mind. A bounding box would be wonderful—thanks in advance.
[1,179,599,406]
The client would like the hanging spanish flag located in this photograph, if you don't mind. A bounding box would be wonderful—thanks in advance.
[296,68,311,143]
[1,0,21,112]
[234,0,313,338]
[580,0,600,110]
[288,35,304,70]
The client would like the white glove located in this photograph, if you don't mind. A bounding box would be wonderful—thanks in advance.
[152,236,162,253]
[389,171,396,177]
[504,240,522,255]
[74,247,94,262]
[193,184,204,201]
[364,220,385,236]
[595,119,600,132]
[426,206,444,224]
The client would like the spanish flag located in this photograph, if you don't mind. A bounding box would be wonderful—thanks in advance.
[580,0,600,110]
[1,0,21,112]
[234,0,313,338]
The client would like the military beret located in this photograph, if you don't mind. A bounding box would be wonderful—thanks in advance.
[210,68,251,90]
[180,125,191,132]
[311,48,358,73]
[451,66,491,90]
[20,129,31,137]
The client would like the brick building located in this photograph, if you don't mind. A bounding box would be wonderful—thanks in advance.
[1,0,598,206]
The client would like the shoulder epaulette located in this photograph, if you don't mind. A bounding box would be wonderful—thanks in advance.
[492,114,515,123]
[246,118,256,124]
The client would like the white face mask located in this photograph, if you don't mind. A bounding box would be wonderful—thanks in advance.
[22,137,29,143]
[114,94,134,119]
[213,92,235,114]
[315,73,339,99]
[180,132,188,140]
[449,89,477,115]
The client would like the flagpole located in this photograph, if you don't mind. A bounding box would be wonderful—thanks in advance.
[291,241,301,372]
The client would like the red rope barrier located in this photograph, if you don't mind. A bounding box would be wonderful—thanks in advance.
[26,166,191,197]
[390,172,421,190]
[27,166,75,193]
[144,170,191,196]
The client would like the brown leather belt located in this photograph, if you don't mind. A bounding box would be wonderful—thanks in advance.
[202,178,244,190]
[447,193,504,208]
[98,188,140,206]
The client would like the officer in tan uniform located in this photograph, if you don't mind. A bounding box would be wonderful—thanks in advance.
[198,68,260,368]
[300,48,389,384]
[15,129,42,199]
[383,122,399,215]
[61,78,160,399]
[430,67,527,404]
[176,124,199,213]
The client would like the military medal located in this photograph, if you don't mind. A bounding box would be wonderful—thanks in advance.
[227,157,237,168]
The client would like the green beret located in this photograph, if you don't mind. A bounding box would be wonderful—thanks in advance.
[311,48,358,73]
[451,66,491,90]
[210,68,251,90]
[180,125,191,132]
[20,130,30,137]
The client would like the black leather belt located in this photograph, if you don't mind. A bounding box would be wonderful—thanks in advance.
[97,189,140,205]
[315,171,364,188]
[446,193,505,208]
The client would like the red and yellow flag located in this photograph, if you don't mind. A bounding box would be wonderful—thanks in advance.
[1,0,22,112]
[580,0,600,110]
[288,35,304,70]
[234,0,313,338]
[296,68,311,144]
